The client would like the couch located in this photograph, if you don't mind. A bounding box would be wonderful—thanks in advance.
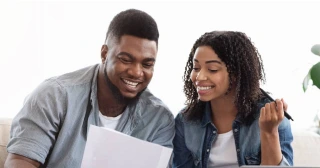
[0,118,12,167]
[1,118,320,167]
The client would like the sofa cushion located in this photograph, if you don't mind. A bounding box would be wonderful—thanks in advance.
[292,130,320,166]
[0,118,12,168]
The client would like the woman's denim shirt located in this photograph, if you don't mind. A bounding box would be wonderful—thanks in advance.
[172,99,293,168]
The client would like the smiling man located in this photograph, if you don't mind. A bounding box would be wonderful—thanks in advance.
[5,9,174,168]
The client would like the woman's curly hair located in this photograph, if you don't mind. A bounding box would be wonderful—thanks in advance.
[183,31,265,124]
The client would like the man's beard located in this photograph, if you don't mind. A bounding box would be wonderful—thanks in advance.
[103,64,145,105]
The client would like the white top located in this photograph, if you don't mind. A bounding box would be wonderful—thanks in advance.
[208,130,239,168]
[99,111,122,130]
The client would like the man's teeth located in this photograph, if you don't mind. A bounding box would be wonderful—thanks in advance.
[197,86,212,91]
[123,79,138,87]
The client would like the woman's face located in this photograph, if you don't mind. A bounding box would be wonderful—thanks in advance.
[190,46,231,102]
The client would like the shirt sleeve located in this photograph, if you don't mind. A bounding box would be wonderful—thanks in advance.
[7,78,67,164]
[278,117,294,166]
[172,113,195,168]
[151,107,175,148]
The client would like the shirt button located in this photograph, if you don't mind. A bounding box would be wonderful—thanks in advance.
[207,149,210,152]
[237,149,240,152]
[234,129,238,132]
[213,131,216,134]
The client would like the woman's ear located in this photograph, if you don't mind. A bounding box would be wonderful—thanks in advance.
[101,45,108,63]
[230,75,237,87]
[231,74,237,83]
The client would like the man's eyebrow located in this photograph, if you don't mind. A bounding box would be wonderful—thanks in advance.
[117,52,134,59]
[143,58,156,62]
[117,52,156,62]
[193,59,221,64]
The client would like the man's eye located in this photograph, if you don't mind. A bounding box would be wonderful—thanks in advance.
[143,63,154,68]
[119,57,130,63]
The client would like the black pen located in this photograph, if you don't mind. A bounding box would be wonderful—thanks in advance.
[260,88,294,121]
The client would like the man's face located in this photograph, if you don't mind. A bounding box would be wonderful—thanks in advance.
[102,35,157,99]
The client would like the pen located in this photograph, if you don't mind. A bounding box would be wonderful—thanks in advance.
[260,88,294,121]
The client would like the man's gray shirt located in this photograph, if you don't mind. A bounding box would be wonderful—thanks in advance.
[7,64,175,167]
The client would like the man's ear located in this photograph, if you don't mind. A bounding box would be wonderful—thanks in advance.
[101,45,108,63]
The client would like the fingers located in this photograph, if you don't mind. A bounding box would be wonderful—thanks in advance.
[262,102,275,121]
[259,99,286,134]
[264,103,271,120]
[274,99,285,119]
[270,101,277,120]
[260,106,265,120]
[260,101,283,121]
[281,98,288,111]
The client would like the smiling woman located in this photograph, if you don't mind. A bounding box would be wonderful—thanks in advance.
[173,31,293,167]
[0,0,320,131]
[191,46,230,102]
[1,1,320,168]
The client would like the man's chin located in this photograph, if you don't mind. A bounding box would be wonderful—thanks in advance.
[122,89,145,98]
[119,88,146,104]
[121,93,137,99]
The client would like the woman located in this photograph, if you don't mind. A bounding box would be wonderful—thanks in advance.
[172,31,293,167]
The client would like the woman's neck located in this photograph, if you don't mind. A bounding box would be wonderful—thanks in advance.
[210,92,238,133]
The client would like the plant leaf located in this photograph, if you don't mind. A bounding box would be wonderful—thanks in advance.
[311,44,320,56]
[303,70,311,92]
[310,61,320,89]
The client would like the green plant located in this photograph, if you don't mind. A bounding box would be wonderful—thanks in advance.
[303,44,320,134]
[303,44,320,92]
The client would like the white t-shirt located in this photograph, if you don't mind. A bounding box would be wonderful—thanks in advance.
[208,130,239,168]
[99,111,122,130]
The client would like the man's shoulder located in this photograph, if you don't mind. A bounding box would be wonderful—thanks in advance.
[52,64,99,87]
[139,89,168,108]
[29,64,99,99]
[138,89,173,117]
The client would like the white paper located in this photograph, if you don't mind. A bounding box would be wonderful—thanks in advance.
[81,125,173,168]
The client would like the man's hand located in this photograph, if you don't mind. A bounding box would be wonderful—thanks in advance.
[5,153,40,168]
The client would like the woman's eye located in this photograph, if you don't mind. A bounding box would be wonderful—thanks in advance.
[193,68,200,71]
[209,69,218,73]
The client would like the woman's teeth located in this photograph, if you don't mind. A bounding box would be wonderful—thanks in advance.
[197,86,212,91]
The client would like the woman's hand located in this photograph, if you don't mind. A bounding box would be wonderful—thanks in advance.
[259,98,288,134]
[259,98,288,165]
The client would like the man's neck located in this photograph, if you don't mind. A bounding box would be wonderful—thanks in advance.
[97,67,127,117]
[99,104,126,117]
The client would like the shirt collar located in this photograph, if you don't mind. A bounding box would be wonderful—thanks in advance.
[90,64,100,102]
[201,102,212,127]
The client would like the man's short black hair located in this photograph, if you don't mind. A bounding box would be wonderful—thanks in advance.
[106,9,159,45]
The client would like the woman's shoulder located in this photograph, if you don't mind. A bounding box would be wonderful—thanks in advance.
[175,107,203,126]
[175,107,187,122]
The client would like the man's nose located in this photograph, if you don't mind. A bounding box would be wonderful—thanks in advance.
[128,64,143,78]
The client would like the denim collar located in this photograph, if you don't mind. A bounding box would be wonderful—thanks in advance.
[201,102,212,127]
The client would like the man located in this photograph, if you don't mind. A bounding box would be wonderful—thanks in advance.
[5,9,174,168]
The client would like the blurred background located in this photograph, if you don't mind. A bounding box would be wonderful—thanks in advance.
[0,0,320,131]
